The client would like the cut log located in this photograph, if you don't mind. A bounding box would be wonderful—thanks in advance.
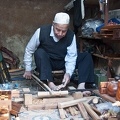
[38,91,68,98]
[24,94,32,106]
[78,102,89,120]
[83,103,101,120]
[91,106,101,115]
[92,97,99,104]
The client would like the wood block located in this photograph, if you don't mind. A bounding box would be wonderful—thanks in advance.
[72,92,83,99]
[99,82,108,88]
[58,108,66,119]
[99,87,107,94]
[10,109,18,116]
[24,94,32,105]
[0,100,11,110]
[68,86,76,90]
[11,90,20,98]
[22,88,30,92]
[13,98,24,102]
[12,102,22,112]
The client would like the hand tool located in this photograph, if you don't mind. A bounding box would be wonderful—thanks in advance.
[32,74,53,94]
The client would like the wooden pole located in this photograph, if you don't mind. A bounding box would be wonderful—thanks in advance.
[104,0,109,26]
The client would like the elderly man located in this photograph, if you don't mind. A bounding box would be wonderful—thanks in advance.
[23,12,95,95]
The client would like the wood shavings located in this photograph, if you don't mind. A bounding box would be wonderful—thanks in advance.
[112,101,120,107]
[32,98,43,105]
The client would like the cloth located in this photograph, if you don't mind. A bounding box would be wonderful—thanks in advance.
[23,25,77,77]
[76,52,95,84]
[53,12,70,24]
[73,0,85,34]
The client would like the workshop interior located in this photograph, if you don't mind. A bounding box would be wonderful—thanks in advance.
[0,0,120,120]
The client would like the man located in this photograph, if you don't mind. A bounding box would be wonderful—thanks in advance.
[23,12,95,94]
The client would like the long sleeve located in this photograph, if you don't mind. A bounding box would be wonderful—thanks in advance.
[23,28,40,71]
[65,34,77,77]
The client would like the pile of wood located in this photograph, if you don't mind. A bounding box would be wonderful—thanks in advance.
[0,90,11,120]
[58,96,101,119]
[2,86,119,120]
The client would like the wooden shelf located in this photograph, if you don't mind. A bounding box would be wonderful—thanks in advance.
[93,53,120,60]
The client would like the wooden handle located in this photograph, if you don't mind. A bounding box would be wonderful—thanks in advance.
[32,74,52,94]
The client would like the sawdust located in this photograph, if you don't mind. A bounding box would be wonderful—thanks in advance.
[32,98,43,105]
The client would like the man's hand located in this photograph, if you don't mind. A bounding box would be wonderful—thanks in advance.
[55,73,70,90]
[23,71,32,79]
[62,73,70,87]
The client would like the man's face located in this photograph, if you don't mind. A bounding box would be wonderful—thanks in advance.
[53,23,69,40]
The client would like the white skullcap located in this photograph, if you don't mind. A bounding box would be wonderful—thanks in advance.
[53,12,70,24]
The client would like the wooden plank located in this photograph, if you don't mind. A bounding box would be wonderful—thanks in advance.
[58,98,87,109]
[43,96,74,103]
[27,103,58,110]
[58,96,96,109]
